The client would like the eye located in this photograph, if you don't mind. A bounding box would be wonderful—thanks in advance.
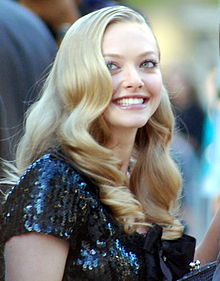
[141,60,158,69]
[106,61,119,72]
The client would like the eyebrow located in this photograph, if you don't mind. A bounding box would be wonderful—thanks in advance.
[103,51,159,59]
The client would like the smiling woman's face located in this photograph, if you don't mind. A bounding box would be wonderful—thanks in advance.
[102,21,163,135]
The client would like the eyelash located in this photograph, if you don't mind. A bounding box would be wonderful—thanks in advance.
[140,60,159,69]
[105,59,159,72]
[106,61,118,71]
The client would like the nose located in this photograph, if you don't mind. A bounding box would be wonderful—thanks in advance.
[122,67,144,90]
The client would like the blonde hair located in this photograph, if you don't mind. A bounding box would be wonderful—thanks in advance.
[12,6,183,239]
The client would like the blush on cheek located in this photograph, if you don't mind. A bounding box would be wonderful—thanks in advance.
[111,76,121,96]
[111,88,119,101]
[147,76,162,97]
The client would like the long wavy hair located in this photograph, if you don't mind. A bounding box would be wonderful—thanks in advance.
[11,5,183,239]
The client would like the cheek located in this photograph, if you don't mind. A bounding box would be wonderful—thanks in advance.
[111,75,121,95]
[146,74,163,97]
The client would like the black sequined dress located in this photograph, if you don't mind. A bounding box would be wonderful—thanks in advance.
[0,150,196,281]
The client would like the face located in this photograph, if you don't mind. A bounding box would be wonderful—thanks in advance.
[102,21,162,135]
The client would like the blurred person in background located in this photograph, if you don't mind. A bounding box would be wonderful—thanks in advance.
[17,0,82,43]
[195,205,220,265]
[194,204,220,281]
[0,97,10,163]
[79,0,122,15]
[0,98,9,279]
[0,0,57,160]
[171,130,200,234]
[164,62,205,235]
[0,96,11,281]
[198,65,220,236]
[166,62,206,157]
[16,0,128,42]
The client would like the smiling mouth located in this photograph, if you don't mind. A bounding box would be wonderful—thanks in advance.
[115,97,146,106]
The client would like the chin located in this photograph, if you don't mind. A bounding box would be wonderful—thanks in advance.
[130,118,150,128]
[123,120,149,129]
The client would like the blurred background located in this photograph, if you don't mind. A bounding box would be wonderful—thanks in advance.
[125,0,219,242]
[0,0,219,242]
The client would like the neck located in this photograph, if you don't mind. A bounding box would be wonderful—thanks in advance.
[106,128,137,174]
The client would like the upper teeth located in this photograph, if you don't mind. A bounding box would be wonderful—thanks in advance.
[116,98,144,106]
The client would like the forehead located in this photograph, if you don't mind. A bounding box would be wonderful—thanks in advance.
[102,22,158,54]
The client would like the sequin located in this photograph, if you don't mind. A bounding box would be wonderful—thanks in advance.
[0,151,147,280]
[0,150,194,280]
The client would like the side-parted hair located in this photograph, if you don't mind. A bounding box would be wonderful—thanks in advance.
[15,5,183,239]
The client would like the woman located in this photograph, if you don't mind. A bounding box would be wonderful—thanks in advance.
[1,5,195,281]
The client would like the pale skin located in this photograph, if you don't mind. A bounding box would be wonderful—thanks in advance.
[103,22,162,173]
[4,22,162,280]
[195,206,220,265]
